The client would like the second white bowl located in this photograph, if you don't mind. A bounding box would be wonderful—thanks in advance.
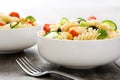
[0,26,40,53]
[37,31,120,69]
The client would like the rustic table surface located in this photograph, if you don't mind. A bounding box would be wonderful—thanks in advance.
[0,45,120,80]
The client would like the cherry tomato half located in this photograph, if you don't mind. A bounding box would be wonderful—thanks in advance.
[9,12,20,18]
[43,24,51,33]
[87,16,96,21]
[28,21,35,26]
[0,22,4,26]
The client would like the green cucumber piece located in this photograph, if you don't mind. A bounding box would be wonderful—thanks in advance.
[77,18,86,23]
[79,21,89,27]
[101,20,117,31]
[45,32,58,38]
[25,16,36,22]
[60,17,69,25]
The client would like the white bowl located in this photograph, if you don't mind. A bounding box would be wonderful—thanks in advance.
[37,31,120,69]
[0,26,40,53]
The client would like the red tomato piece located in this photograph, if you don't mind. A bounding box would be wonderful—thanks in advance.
[0,22,4,26]
[87,16,96,20]
[28,21,34,26]
[43,24,51,33]
[9,12,20,18]
[69,30,79,37]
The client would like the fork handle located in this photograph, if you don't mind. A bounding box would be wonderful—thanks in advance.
[48,71,85,80]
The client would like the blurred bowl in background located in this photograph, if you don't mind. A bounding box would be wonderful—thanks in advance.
[0,26,40,53]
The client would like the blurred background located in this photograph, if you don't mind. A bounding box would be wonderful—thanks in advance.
[0,0,120,27]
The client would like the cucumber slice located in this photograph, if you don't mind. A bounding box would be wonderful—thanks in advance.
[25,16,36,22]
[45,32,58,38]
[101,20,117,31]
[77,18,86,23]
[79,21,89,27]
[60,17,69,25]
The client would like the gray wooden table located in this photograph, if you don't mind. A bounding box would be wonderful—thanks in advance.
[0,45,120,80]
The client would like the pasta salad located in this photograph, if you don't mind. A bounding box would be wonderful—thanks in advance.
[0,12,37,29]
[41,16,120,40]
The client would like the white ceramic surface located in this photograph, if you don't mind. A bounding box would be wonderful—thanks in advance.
[0,26,40,53]
[37,31,120,69]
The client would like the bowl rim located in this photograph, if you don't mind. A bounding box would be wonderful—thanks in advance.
[37,30,120,42]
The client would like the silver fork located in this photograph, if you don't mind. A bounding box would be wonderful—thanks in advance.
[16,57,85,80]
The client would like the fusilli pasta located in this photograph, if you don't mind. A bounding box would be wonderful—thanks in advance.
[74,28,100,40]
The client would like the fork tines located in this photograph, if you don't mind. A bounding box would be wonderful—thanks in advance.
[16,57,40,76]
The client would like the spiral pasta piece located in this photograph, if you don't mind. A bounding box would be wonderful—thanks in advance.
[61,20,79,32]
[87,20,100,26]
[97,23,114,31]
[107,31,120,38]
[57,32,70,40]
[74,28,100,40]
[50,24,61,32]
